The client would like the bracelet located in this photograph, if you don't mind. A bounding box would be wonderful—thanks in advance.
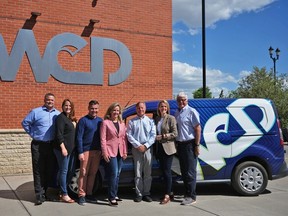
[195,144,200,146]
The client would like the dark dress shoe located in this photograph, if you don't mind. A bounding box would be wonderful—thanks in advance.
[142,195,153,202]
[134,196,142,202]
[35,199,43,205]
[35,194,45,205]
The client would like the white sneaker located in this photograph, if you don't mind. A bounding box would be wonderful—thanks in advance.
[181,197,196,205]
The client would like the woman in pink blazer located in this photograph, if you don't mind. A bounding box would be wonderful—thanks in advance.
[100,102,128,206]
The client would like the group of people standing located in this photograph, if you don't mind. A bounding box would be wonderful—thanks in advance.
[21,92,201,207]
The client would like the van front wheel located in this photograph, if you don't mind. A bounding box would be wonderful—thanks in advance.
[68,168,102,198]
[232,161,268,196]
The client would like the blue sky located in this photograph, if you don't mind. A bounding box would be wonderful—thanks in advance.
[172,0,287,98]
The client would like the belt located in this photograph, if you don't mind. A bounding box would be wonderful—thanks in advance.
[32,140,53,144]
[176,139,195,144]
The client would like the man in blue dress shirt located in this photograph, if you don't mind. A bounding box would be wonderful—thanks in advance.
[127,102,156,202]
[22,93,60,205]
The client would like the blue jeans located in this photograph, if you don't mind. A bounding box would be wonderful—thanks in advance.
[105,154,123,199]
[177,141,198,200]
[54,149,70,196]
[158,143,173,195]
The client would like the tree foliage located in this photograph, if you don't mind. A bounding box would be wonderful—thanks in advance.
[229,67,288,127]
[193,87,212,98]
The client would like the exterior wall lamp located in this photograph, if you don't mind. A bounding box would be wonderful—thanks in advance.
[31,12,41,17]
[22,12,41,29]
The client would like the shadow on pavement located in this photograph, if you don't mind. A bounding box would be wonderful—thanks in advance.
[0,181,62,204]
[0,181,34,203]
[0,180,272,205]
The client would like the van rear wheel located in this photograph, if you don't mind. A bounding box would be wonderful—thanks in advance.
[232,161,268,196]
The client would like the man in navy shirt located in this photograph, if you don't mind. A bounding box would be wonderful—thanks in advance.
[22,93,60,205]
[76,100,103,206]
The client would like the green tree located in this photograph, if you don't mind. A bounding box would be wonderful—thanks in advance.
[229,66,288,127]
[193,87,212,98]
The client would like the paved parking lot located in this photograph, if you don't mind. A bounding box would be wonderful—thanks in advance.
[1,145,287,216]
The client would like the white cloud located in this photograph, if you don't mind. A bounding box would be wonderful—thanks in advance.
[172,0,275,29]
[173,61,238,98]
[172,0,275,97]
[188,28,199,36]
[172,29,186,35]
[173,41,180,52]
[239,70,251,78]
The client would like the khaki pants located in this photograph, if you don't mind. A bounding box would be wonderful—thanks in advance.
[132,147,152,197]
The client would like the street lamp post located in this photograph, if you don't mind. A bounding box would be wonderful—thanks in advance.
[268,46,280,81]
[202,0,206,98]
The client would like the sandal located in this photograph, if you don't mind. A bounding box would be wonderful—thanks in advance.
[160,195,170,205]
[60,196,75,203]
[115,196,123,201]
[108,199,118,207]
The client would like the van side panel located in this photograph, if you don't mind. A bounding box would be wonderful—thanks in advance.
[188,98,284,181]
[122,98,287,183]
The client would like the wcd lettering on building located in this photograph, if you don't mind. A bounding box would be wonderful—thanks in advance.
[0,29,132,86]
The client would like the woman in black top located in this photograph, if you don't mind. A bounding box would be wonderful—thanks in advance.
[54,99,77,203]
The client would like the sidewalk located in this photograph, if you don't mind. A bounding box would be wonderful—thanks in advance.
[1,173,288,216]
[0,174,127,216]
[0,175,33,216]
[1,143,287,216]
[0,174,179,216]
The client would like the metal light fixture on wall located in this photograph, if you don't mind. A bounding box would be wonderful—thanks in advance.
[92,0,99,7]
[81,19,100,37]
[31,11,41,17]
[89,19,100,25]
[22,11,41,29]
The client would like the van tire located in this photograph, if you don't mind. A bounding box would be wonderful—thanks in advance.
[67,168,102,199]
[232,161,268,196]
[68,168,80,199]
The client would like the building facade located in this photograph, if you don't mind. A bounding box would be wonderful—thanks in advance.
[0,0,172,175]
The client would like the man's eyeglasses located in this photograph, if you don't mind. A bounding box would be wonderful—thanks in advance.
[177,98,187,102]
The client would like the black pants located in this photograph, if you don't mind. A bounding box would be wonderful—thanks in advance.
[31,140,56,196]
[157,143,174,195]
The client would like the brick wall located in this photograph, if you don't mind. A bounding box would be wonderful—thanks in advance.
[0,0,172,129]
[0,0,172,174]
